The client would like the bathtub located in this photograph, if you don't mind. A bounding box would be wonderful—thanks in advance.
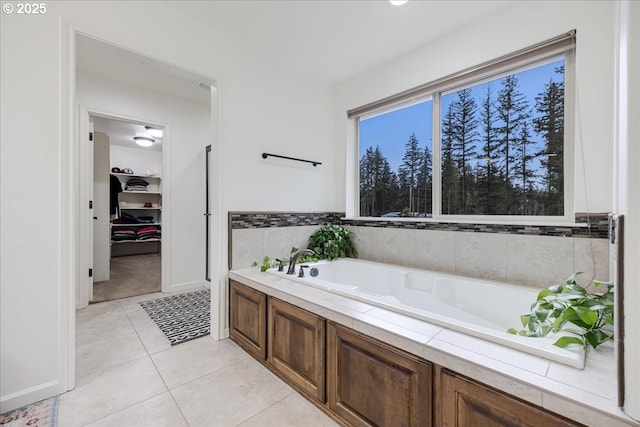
[267,258,586,369]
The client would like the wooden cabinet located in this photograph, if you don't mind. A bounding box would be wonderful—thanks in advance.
[228,279,584,427]
[439,368,583,427]
[229,280,267,360]
[327,322,432,427]
[267,297,325,403]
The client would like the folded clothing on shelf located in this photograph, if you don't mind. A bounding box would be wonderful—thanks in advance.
[112,212,138,224]
[111,229,137,241]
[125,178,149,191]
[136,226,161,241]
[136,216,155,223]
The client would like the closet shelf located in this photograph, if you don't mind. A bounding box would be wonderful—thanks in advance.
[121,191,162,195]
[119,207,162,210]
[111,239,161,244]
[111,222,161,227]
[112,172,161,179]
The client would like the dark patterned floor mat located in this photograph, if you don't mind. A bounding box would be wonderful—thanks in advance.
[139,289,210,345]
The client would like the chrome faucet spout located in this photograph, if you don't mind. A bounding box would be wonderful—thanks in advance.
[286,249,315,275]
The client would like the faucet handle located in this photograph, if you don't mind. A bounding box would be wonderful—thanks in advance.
[275,259,284,272]
[298,265,309,278]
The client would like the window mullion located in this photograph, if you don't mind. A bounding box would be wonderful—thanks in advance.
[432,92,442,219]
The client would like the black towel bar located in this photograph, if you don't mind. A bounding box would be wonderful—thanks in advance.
[261,152,322,167]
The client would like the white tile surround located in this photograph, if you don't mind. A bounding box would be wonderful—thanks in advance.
[229,267,639,427]
[60,290,339,427]
[232,226,609,289]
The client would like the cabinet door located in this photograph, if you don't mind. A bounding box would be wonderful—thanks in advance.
[440,369,583,427]
[327,322,432,427]
[267,297,325,403]
[229,280,266,360]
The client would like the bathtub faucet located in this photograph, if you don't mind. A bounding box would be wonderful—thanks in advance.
[286,249,316,275]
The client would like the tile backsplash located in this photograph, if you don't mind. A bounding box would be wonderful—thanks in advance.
[229,212,609,288]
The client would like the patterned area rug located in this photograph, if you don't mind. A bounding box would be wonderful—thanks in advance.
[139,289,210,345]
[0,396,59,427]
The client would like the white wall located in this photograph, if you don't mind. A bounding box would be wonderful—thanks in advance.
[110,145,162,178]
[79,72,209,292]
[1,1,338,411]
[337,0,616,214]
[0,12,66,411]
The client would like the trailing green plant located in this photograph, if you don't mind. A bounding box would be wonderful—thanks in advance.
[507,273,614,350]
[252,246,318,272]
[307,224,357,261]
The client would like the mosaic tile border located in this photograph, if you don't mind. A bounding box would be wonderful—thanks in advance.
[229,212,609,239]
[229,212,344,229]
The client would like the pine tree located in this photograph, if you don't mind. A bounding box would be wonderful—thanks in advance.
[512,121,537,214]
[441,104,459,214]
[359,146,397,216]
[416,144,433,216]
[398,133,423,215]
[450,88,479,213]
[497,75,530,214]
[534,66,564,215]
[477,84,501,214]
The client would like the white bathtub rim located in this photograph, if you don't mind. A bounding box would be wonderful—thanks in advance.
[266,258,586,369]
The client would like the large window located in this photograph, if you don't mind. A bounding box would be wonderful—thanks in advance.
[353,32,574,221]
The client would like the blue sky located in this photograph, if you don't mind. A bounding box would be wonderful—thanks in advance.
[359,59,564,175]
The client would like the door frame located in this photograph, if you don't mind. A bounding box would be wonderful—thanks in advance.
[78,108,171,308]
[69,27,227,398]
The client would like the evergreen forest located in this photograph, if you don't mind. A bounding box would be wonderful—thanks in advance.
[360,64,565,218]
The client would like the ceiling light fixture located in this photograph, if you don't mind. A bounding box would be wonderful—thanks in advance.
[389,0,408,5]
[145,126,163,138]
[134,136,155,147]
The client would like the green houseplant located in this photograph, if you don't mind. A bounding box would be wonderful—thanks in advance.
[507,273,614,350]
[307,224,357,261]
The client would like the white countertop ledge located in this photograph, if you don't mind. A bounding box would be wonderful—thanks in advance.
[228,267,639,427]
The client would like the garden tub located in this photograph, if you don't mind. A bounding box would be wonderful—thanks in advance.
[267,258,585,368]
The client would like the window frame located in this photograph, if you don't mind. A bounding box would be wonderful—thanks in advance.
[350,31,575,224]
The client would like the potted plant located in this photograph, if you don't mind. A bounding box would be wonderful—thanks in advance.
[307,223,357,261]
[507,273,614,350]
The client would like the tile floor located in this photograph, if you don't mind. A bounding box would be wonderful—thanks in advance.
[58,290,339,427]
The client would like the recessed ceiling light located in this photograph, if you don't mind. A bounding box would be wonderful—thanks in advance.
[389,0,408,5]
[134,136,155,147]
[145,126,163,138]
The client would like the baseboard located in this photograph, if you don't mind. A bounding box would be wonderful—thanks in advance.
[168,280,209,293]
[0,379,61,413]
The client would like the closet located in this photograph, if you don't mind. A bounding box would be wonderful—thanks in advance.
[92,116,163,302]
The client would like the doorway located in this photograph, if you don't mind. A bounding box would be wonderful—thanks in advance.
[91,115,164,302]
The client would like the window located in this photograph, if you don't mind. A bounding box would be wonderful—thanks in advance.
[359,100,433,218]
[352,32,574,221]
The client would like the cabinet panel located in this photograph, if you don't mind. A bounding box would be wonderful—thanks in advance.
[440,369,583,427]
[267,298,325,402]
[327,322,432,427]
[229,280,267,360]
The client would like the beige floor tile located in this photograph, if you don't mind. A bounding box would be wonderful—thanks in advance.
[83,392,188,427]
[126,309,172,354]
[76,300,125,325]
[118,292,165,314]
[58,357,167,427]
[75,328,149,380]
[238,392,339,427]
[151,336,249,390]
[171,356,294,427]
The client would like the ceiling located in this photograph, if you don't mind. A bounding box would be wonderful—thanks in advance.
[76,1,514,99]
[171,0,514,83]
[93,116,163,152]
